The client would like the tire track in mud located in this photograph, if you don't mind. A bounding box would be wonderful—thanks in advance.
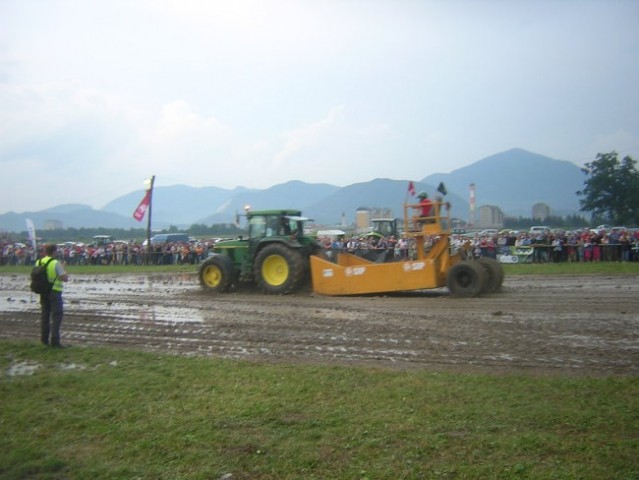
[1,273,638,375]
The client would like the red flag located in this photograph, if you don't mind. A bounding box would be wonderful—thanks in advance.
[407,181,416,196]
[133,190,151,221]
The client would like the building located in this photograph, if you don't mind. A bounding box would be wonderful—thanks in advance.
[532,202,551,221]
[355,207,394,234]
[355,207,371,232]
[477,205,504,229]
[44,219,63,230]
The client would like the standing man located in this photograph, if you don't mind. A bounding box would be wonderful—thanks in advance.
[412,191,434,228]
[417,192,433,218]
[37,244,69,348]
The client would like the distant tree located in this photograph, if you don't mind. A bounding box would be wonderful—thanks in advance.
[504,214,589,230]
[563,214,590,228]
[188,224,210,236]
[577,152,639,225]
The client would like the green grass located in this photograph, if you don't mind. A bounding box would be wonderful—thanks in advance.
[1,341,637,479]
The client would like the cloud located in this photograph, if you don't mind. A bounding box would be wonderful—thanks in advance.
[0,83,137,172]
[137,100,233,175]
[1,0,638,214]
[273,106,345,168]
[589,130,639,161]
[265,106,398,186]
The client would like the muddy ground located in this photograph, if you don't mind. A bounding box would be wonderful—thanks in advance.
[1,273,638,376]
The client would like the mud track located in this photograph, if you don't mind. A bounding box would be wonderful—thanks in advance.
[1,273,638,376]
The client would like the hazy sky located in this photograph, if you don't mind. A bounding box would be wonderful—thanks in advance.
[1,0,638,214]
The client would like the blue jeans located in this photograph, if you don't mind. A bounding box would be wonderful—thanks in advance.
[40,290,64,346]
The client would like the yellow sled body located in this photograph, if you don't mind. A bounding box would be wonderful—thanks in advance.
[310,202,465,296]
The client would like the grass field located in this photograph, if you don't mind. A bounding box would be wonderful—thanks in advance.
[1,342,638,479]
[1,262,638,478]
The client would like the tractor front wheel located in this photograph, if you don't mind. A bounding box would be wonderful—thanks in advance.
[446,261,487,297]
[199,255,234,293]
[254,244,305,294]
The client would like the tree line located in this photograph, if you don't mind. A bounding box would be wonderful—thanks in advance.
[577,151,638,226]
[8,224,246,245]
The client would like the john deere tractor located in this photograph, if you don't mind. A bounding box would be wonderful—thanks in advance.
[198,209,322,294]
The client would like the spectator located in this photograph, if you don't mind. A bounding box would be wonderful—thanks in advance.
[37,244,69,348]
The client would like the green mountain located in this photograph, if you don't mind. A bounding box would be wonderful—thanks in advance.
[303,178,467,225]
[0,149,586,233]
[422,148,583,216]
[102,185,255,226]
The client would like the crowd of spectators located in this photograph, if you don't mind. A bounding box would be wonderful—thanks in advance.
[461,227,639,263]
[319,235,410,261]
[318,227,639,263]
[0,238,215,266]
[3,226,639,267]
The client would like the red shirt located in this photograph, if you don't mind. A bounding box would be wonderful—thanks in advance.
[419,198,432,217]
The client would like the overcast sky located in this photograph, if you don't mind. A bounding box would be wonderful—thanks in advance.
[1,0,638,214]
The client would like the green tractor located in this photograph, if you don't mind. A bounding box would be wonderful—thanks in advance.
[198,209,322,294]
[369,217,400,239]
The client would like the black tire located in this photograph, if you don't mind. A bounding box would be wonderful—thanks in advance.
[478,257,504,293]
[446,261,487,297]
[198,255,234,293]
[254,244,305,294]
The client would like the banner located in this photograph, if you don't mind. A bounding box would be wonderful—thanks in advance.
[407,181,416,196]
[437,182,448,196]
[25,218,37,250]
[133,190,151,221]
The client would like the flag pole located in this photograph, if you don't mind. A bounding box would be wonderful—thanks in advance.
[146,175,155,265]
[26,218,37,303]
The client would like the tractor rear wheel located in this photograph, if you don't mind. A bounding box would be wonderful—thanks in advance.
[478,257,504,293]
[446,261,487,297]
[199,255,234,293]
[254,244,305,294]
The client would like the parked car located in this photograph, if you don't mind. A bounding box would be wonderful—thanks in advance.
[529,226,550,235]
[150,233,190,244]
[592,224,612,234]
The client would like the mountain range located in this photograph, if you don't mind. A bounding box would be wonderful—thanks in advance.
[0,148,586,233]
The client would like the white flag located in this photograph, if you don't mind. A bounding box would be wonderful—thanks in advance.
[25,218,37,250]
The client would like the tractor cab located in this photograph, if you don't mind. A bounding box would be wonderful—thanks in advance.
[248,211,308,239]
[370,218,399,239]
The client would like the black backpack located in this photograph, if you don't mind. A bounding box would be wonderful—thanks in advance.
[30,258,55,295]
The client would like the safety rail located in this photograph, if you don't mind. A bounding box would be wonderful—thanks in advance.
[402,201,451,236]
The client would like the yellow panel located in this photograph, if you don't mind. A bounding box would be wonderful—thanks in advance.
[310,254,451,296]
[310,203,462,296]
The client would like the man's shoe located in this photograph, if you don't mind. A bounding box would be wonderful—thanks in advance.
[51,344,70,349]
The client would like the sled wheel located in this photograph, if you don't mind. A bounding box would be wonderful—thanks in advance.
[446,261,487,297]
[199,255,234,292]
[478,257,504,293]
[254,244,305,294]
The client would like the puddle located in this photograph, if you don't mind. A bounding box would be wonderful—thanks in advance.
[0,274,203,323]
[6,361,40,376]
